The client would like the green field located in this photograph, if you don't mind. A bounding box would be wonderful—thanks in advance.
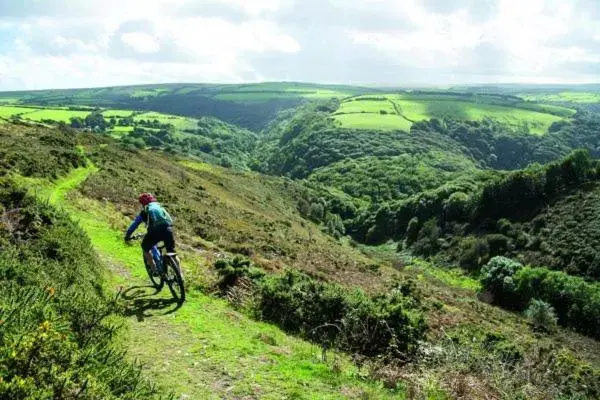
[108,125,134,138]
[334,112,412,131]
[102,109,134,117]
[520,91,600,103]
[332,94,564,135]
[215,89,352,102]
[335,98,395,114]
[24,108,91,122]
[0,105,91,122]
[0,105,40,118]
[134,111,198,130]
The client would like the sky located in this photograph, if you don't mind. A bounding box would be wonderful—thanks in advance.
[0,0,599,90]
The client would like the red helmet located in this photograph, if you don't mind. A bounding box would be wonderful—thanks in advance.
[138,192,156,206]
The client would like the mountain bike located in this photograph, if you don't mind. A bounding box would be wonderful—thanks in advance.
[130,234,185,304]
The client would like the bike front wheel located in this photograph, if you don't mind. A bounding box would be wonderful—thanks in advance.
[164,255,185,304]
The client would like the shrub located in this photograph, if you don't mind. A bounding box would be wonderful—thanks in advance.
[444,191,470,220]
[458,236,489,270]
[485,233,509,256]
[405,217,420,246]
[246,269,426,357]
[524,299,558,333]
[0,183,159,399]
[412,218,441,257]
[479,256,523,307]
[214,256,265,292]
[513,267,600,338]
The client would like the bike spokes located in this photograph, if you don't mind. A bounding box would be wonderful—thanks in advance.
[164,257,185,304]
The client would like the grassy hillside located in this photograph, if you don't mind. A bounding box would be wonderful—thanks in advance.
[0,82,368,131]
[3,121,600,398]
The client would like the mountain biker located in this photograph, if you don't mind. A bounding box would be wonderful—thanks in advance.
[124,193,176,275]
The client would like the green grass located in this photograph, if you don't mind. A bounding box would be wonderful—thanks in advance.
[334,112,412,131]
[102,109,135,117]
[24,108,91,122]
[108,125,134,138]
[134,111,197,130]
[335,98,395,114]
[520,91,600,103]
[0,105,41,118]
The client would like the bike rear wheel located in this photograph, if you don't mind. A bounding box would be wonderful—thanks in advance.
[164,256,185,304]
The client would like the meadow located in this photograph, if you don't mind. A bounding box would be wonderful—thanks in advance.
[133,111,198,130]
[24,108,91,122]
[520,91,600,103]
[332,94,565,135]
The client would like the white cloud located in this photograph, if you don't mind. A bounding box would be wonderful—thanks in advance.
[121,32,160,53]
[0,0,598,89]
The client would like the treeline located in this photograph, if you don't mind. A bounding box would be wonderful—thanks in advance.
[355,150,599,268]
[121,116,257,170]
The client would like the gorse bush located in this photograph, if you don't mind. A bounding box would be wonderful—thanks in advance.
[480,256,600,339]
[0,182,160,399]
[214,258,426,358]
[524,299,558,333]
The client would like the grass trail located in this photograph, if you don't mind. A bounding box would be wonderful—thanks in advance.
[26,165,404,399]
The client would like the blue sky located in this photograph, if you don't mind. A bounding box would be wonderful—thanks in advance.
[0,0,598,90]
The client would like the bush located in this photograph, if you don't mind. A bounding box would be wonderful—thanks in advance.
[480,256,600,339]
[479,256,523,306]
[513,267,600,338]
[0,183,159,399]
[444,191,470,220]
[214,256,264,291]
[230,267,426,358]
[458,236,489,270]
[412,218,441,257]
[524,299,558,333]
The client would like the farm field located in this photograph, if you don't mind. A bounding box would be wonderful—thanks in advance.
[519,91,600,103]
[332,94,564,135]
[24,108,91,122]
[0,105,41,118]
[133,111,198,130]
[334,111,412,131]
[102,109,135,117]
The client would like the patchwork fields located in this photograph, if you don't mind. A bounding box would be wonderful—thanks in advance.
[332,94,566,134]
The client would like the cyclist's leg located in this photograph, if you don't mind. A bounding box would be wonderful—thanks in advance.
[163,226,182,277]
[141,231,161,271]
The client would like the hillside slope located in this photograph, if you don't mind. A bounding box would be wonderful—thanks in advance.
[3,122,600,399]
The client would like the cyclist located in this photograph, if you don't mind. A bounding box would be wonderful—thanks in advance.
[124,193,176,275]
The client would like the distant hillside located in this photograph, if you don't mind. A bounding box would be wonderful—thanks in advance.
[0,82,371,131]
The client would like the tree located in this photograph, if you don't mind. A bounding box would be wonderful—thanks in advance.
[69,117,84,129]
[84,112,106,132]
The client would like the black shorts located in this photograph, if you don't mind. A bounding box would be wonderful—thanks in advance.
[141,225,175,253]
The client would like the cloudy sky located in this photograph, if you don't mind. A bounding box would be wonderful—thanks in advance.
[0,0,599,90]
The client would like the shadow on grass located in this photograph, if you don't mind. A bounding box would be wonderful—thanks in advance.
[120,285,182,321]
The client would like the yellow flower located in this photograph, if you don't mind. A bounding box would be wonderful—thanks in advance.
[39,320,51,332]
[47,287,55,297]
